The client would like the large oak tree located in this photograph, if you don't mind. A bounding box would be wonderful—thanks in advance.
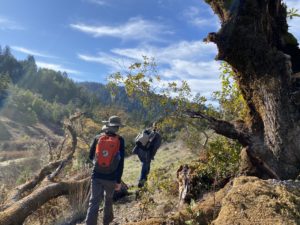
[197,0,300,179]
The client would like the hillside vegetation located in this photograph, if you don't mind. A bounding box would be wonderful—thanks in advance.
[0,46,161,139]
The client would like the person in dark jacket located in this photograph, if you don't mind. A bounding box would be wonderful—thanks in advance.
[85,116,125,225]
[133,122,162,188]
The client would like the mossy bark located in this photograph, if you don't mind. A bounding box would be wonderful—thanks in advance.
[204,0,300,179]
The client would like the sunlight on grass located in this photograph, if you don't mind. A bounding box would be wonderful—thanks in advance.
[122,140,197,186]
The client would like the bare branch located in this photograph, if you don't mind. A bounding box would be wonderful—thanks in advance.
[201,131,210,149]
[56,137,67,160]
[47,117,79,181]
[186,110,251,146]
[69,111,85,122]
[46,139,54,161]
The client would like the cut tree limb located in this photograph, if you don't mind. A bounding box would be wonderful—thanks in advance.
[0,178,90,225]
[2,159,64,210]
[1,112,83,213]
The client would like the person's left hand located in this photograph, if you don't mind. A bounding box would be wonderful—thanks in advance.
[115,183,121,191]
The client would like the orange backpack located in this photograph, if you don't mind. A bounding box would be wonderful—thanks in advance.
[95,134,121,174]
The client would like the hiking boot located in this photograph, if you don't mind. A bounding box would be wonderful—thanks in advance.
[138,180,146,188]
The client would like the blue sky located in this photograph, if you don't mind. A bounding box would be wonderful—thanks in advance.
[0,0,299,100]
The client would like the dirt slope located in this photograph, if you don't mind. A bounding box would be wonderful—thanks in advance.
[213,176,300,225]
[0,116,63,151]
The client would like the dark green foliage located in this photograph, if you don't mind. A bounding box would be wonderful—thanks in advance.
[206,136,240,178]
[79,82,161,123]
[0,46,23,83]
[19,68,83,104]
[0,73,11,107]
[2,87,38,125]
[0,46,90,125]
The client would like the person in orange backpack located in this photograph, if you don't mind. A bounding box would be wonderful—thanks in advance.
[85,116,125,225]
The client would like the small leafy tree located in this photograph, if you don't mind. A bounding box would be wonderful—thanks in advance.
[108,56,196,119]
[213,62,248,121]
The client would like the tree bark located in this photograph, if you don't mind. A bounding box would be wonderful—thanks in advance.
[0,178,90,225]
[203,0,300,179]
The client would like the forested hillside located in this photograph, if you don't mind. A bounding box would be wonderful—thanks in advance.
[0,46,159,132]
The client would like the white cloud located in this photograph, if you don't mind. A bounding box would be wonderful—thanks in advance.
[177,78,221,97]
[111,41,217,63]
[70,17,172,42]
[161,60,220,80]
[183,6,220,29]
[0,16,23,30]
[284,0,300,41]
[36,61,81,75]
[78,40,221,96]
[11,46,56,58]
[110,41,219,81]
[78,53,133,71]
[191,17,220,29]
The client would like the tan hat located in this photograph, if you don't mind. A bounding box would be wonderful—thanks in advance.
[102,115,124,127]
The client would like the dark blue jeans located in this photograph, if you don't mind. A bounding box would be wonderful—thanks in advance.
[140,160,151,182]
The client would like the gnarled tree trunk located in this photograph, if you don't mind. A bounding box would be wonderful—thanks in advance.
[201,0,300,179]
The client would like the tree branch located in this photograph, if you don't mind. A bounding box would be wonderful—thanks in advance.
[46,138,54,161]
[0,178,90,225]
[47,118,79,181]
[186,110,251,146]
[2,112,83,209]
[201,131,210,149]
[2,159,64,210]
[56,137,67,160]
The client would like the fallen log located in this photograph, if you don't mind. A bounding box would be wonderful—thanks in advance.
[1,113,83,210]
[0,178,90,225]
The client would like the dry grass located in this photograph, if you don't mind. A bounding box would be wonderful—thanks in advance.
[0,150,32,162]
[122,140,197,186]
[126,218,165,225]
[213,176,300,225]
[24,197,70,225]
[0,156,42,188]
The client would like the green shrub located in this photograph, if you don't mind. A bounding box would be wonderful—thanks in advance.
[206,136,240,178]
[183,136,241,201]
